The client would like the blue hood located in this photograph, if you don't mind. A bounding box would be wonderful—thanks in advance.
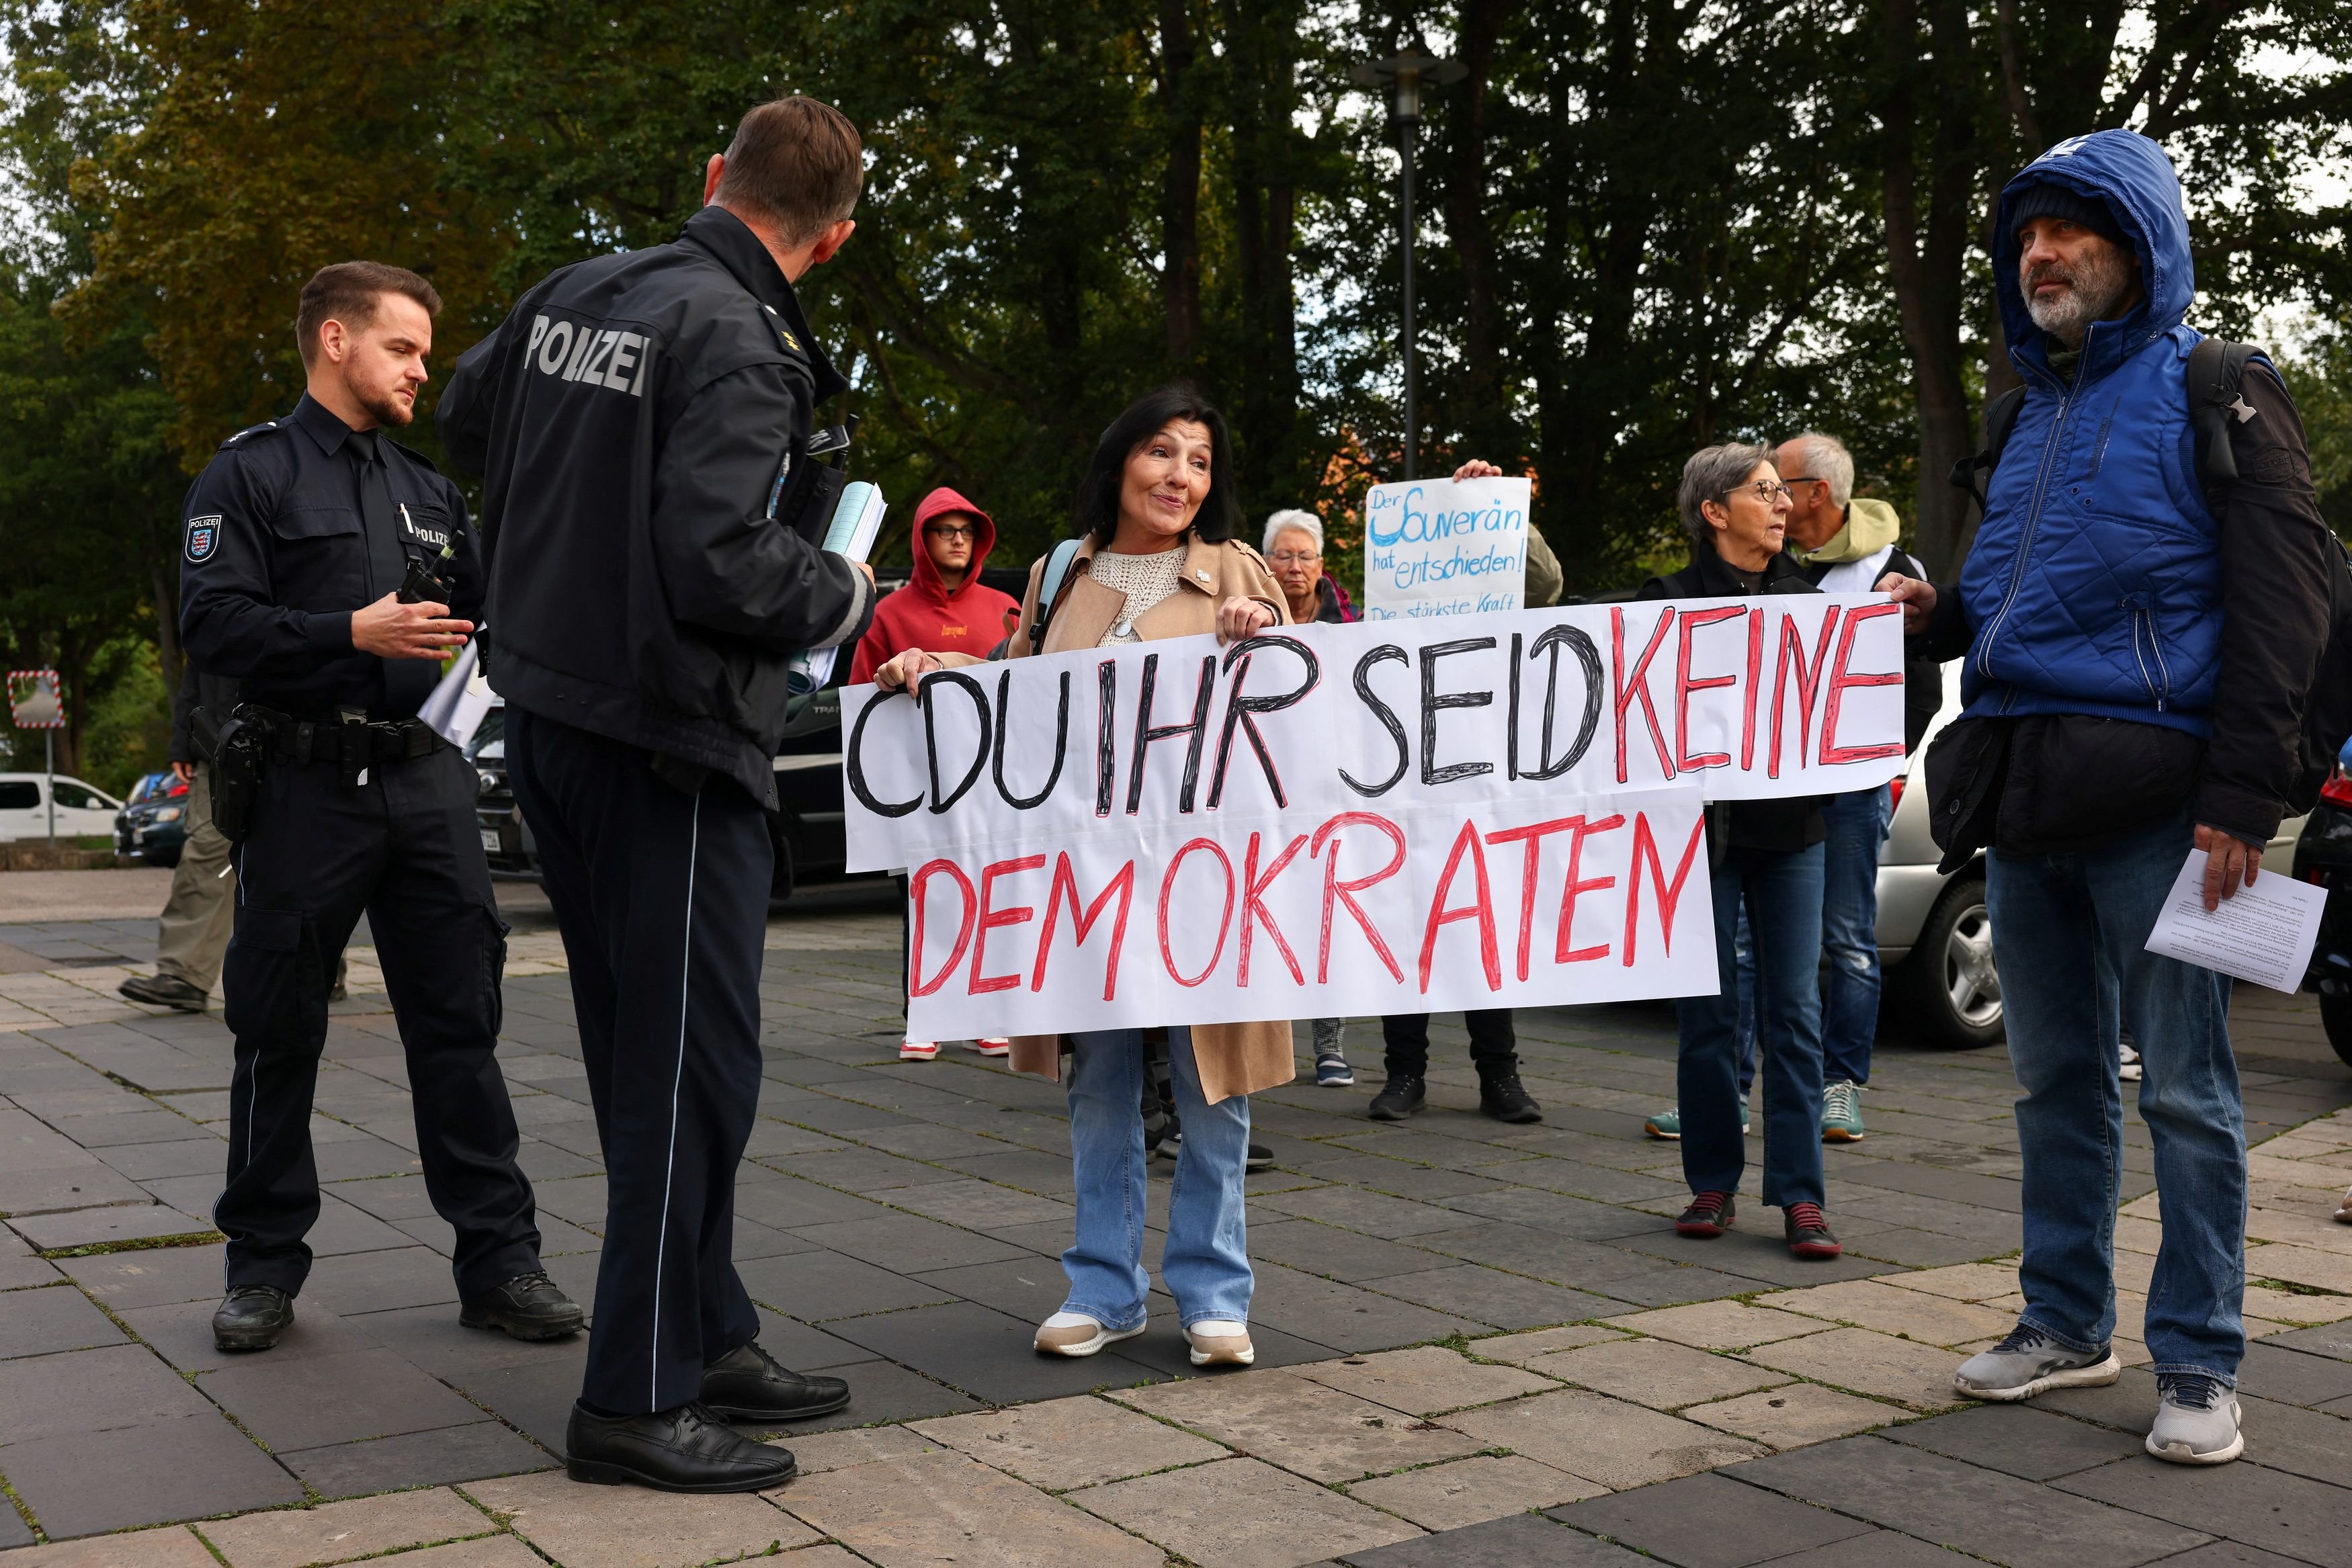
[1994,131,2195,384]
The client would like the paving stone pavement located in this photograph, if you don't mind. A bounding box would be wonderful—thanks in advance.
[0,876,2349,1567]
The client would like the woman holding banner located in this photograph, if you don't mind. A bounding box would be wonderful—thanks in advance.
[872,385,1290,1368]
[1638,443,1845,1262]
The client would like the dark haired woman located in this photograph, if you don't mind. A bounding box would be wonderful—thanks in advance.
[873,386,1290,1368]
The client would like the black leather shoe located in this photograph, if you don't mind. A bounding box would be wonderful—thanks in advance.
[460,1270,585,1340]
[119,973,208,1012]
[1368,1076,1426,1121]
[213,1285,294,1351]
[1478,1072,1543,1124]
[565,1401,797,1492]
[700,1342,851,1422]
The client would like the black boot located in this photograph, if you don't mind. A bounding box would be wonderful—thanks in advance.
[119,973,208,1012]
[700,1342,851,1422]
[1478,1069,1543,1124]
[460,1270,585,1340]
[1368,1075,1426,1121]
[212,1284,294,1351]
[565,1401,797,1492]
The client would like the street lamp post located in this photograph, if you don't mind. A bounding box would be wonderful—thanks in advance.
[1351,42,1464,481]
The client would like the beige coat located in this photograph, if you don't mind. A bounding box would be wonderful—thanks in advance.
[926,530,1295,1103]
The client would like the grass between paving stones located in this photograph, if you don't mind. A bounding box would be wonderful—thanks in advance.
[36,1227,226,1259]
[2251,1276,2348,1297]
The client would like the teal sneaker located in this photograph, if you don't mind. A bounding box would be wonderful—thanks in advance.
[1644,1100,1749,1141]
[1821,1080,1865,1143]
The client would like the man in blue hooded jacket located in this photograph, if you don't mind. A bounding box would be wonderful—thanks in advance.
[1886,130,2333,1465]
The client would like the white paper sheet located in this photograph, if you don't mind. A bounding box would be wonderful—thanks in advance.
[419,640,497,749]
[789,482,888,694]
[2142,848,2325,994]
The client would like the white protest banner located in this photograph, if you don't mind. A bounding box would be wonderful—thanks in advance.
[842,595,1906,1041]
[1362,475,1529,619]
[903,787,1716,1038]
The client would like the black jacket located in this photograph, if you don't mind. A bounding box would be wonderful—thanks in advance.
[439,206,878,805]
[1799,544,1943,757]
[1638,545,1826,856]
[179,394,477,722]
[1915,361,2332,853]
[166,661,242,766]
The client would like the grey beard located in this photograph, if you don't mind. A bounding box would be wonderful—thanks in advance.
[2023,246,2136,348]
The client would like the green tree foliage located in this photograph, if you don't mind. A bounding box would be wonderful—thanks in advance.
[1,0,2346,789]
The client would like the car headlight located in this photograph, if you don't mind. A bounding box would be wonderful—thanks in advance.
[154,807,182,823]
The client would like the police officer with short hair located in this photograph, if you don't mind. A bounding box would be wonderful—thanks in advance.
[181,261,583,1353]
[439,96,878,1493]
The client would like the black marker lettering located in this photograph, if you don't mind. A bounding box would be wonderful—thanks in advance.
[845,691,920,818]
[921,670,991,814]
[1525,623,1603,781]
[1126,653,1218,814]
[1419,637,1496,786]
[993,668,1070,810]
[1207,635,1320,809]
[1339,645,1410,797]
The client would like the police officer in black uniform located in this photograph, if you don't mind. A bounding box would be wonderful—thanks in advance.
[439,97,878,1492]
[181,261,583,1353]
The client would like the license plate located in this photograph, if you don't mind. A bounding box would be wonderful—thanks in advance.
[480,830,501,853]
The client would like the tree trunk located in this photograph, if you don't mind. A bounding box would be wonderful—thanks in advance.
[1159,0,1202,369]
[1444,0,1507,457]
[1878,0,1979,575]
[151,562,183,696]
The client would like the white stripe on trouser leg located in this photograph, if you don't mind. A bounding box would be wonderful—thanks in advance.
[648,793,701,1408]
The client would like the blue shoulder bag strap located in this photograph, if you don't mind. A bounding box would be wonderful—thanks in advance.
[1025,538,1085,656]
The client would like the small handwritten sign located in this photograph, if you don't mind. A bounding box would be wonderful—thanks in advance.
[1362,476,1531,620]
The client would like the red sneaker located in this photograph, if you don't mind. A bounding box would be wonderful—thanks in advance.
[968,1038,1011,1057]
[1675,1190,1736,1238]
[1784,1201,1842,1258]
[899,1041,939,1061]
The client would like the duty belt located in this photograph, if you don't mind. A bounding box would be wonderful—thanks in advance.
[239,705,448,785]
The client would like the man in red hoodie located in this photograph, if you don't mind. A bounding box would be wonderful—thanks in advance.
[849,487,1018,683]
[851,487,1020,1062]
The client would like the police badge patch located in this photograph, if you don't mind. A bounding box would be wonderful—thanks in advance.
[185,515,222,562]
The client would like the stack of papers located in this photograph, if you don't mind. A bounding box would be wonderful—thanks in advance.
[788,482,887,694]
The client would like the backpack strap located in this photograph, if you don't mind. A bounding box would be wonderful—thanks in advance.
[1025,537,1086,657]
[2186,337,2263,507]
[1947,384,2028,516]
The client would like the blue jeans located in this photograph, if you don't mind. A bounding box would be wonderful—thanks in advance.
[1062,1027,1253,1330]
[1732,909,1756,1096]
[1820,783,1892,1085]
[1677,844,1828,1208]
[1988,809,2244,1383]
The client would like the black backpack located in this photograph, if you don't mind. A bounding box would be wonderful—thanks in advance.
[1948,338,2352,816]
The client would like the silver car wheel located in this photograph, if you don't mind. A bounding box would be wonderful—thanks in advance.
[1942,903,2003,1029]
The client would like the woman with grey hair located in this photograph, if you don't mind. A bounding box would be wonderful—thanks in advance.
[1636,442,1843,1262]
[1262,509,1357,626]
[1261,509,1357,1084]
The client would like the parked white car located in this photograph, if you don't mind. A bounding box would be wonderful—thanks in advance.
[0,773,125,842]
[1874,666,2304,1048]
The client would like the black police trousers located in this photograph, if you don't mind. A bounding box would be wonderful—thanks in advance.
[1380,1010,1519,1081]
[505,709,767,1415]
[218,744,540,1298]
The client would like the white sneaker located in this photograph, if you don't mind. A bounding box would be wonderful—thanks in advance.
[1033,1311,1144,1357]
[968,1038,1011,1057]
[1954,1321,2122,1401]
[1184,1319,1255,1366]
[2146,1372,2243,1464]
[899,1041,939,1061]
[2119,1040,2143,1082]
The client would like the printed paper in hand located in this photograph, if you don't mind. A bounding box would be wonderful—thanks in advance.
[790,481,888,694]
[419,640,497,750]
[2142,849,2325,994]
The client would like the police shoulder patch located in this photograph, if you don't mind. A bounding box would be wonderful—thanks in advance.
[185,515,223,563]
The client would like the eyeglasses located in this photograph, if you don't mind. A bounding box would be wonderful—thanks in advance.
[923,523,979,541]
[1719,480,1794,505]
[1780,476,1826,489]
[1267,550,1320,566]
